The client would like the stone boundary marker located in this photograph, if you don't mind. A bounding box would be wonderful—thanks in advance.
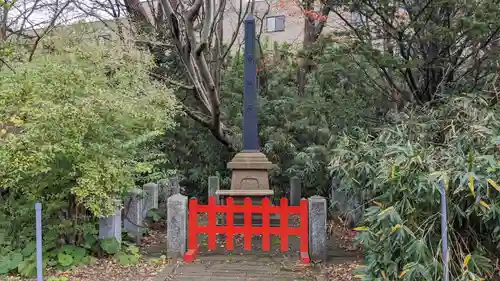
[98,178,181,244]
[290,176,302,206]
[123,188,144,242]
[159,177,181,218]
[166,194,188,257]
[98,204,122,242]
[309,195,327,261]
[143,183,159,218]
[208,176,220,204]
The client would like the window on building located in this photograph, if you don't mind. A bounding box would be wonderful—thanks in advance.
[265,15,285,32]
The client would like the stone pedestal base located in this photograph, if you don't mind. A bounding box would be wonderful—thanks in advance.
[227,152,275,190]
[218,151,279,226]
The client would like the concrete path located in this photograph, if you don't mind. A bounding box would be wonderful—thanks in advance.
[153,255,322,281]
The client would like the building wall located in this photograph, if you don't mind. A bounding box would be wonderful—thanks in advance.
[222,0,355,48]
[15,0,362,48]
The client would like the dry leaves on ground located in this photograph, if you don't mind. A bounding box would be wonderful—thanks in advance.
[321,262,360,281]
[4,257,168,281]
[328,218,360,251]
[277,259,360,281]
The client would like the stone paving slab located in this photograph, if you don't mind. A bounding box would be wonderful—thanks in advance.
[153,255,322,281]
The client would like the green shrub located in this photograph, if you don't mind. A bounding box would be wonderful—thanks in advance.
[330,94,499,280]
[0,36,177,277]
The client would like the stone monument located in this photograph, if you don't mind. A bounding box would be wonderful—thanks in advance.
[216,14,278,226]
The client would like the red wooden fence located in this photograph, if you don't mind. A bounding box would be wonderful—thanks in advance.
[184,196,310,264]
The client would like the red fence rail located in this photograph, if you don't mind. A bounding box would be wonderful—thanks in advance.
[184,196,310,264]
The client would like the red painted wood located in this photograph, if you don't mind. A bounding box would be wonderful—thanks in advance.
[261,197,271,251]
[279,197,289,252]
[243,197,252,251]
[207,196,217,250]
[184,249,196,262]
[184,196,310,264]
[226,197,234,251]
[299,199,310,264]
[184,198,199,262]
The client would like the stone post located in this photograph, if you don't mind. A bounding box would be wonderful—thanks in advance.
[308,195,327,262]
[124,188,144,242]
[158,178,169,197]
[208,176,223,226]
[158,179,169,216]
[168,177,181,196]
[167,194,188,258]
[208,176,220,203]
[290,176,301,206]
[162,177,181,219]
[142,183,159,218]
[99,204,122,243]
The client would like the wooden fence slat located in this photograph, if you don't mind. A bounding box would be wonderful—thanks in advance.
[184,198,198,262]
[207,196,217,250]
[261,197,271,251]
[279,197,289,252]
[299,199,310,264]
[243,197,252,251]
[226,197,234,251]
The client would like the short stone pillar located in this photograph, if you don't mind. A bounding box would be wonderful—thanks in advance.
[158,179,168,218]
[142,183,159,218]
[208,176,223,226]
[158,179,169,199]
[308,195,327,262]
[208,176,220,203]
[167,194,188,258]
[290,176,301,206]
[124,188,144,242]
[99,204,122,243]
[168,177,181,196]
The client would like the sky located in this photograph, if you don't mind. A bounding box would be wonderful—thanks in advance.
[7,0,128,31]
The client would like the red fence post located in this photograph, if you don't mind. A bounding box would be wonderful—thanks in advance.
[243,197,252,251]
[184,198,199,262]
[207,196,217,251]
[226,197,234,251]
[279,197,289,252]
[261,197,271,251]
[299,199,310,264]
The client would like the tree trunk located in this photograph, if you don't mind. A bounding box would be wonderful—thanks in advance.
[296,0,315,96]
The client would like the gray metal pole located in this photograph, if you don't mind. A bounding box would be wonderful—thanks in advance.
[35,202,43,281]
[439,180,449,281]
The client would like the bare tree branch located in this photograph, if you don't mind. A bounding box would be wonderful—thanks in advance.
[28,0,71,61]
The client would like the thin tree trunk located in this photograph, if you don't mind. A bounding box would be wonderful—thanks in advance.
[211,8,223,93]
[296,0,314,96]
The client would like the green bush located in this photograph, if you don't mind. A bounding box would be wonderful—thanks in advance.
[330,94,499,280]
[0,36,177,277]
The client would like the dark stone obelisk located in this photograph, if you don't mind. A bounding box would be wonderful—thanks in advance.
[216,14,277,226]
[242,14,259,152]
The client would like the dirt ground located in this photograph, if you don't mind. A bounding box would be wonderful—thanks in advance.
[3,215,362,281]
